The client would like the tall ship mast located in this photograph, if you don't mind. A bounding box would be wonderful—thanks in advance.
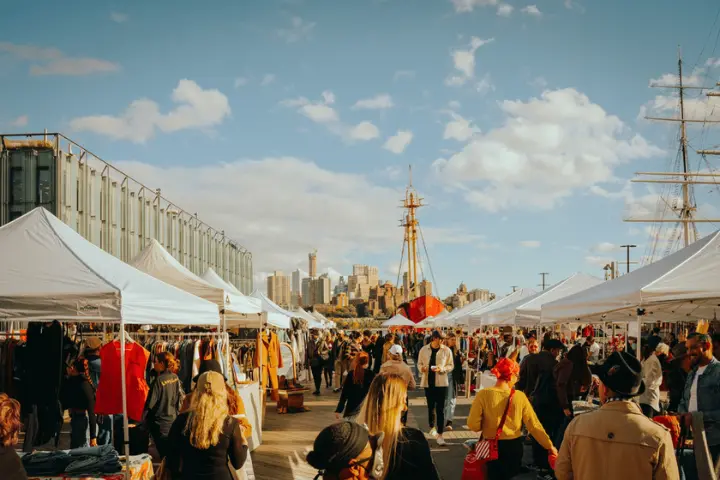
[626,50,720,263]
[396,165,439,302]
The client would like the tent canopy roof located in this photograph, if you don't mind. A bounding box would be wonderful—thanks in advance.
[382,314,416,327]
[249,291,292,329]
[541,231,720,324]
[485,273,603,326]
[131,241,262,327]
[0,208,219,325]
[466,288,537,328]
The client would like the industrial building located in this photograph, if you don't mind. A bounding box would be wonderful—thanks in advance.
[0,133,253,293]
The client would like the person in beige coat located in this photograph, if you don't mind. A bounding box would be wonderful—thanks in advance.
[416,331,454,446]
[555,351,679,480]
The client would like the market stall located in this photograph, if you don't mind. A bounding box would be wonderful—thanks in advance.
[0,207,221,479]
[541,230,720,358]
[465,288,536,328]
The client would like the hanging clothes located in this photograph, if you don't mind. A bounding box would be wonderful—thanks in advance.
[254,331,283,401]
[95,340,150,422]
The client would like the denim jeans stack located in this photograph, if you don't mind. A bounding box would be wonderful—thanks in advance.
[65,444,122,475]
[20,444,122,477]
[21,451,73,476]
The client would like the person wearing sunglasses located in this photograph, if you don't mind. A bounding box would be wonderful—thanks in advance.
[307,421,384,480]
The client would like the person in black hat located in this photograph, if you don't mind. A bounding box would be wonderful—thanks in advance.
[554,351,679,480]
[517,337,564,476]
[306,421,383,480]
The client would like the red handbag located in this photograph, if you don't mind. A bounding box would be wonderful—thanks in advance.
[461,389,516,480]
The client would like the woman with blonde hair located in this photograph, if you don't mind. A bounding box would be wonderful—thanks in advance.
[167,371,247,479]
[360,374,440,480]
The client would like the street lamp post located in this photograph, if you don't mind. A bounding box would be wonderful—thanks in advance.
[620,244,637,274]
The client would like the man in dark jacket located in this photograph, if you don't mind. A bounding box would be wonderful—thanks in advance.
[519,338,564,477]
[372,334,386,375]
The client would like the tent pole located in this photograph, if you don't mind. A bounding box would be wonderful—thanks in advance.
[120,324,131,480]
[636,315,642,361]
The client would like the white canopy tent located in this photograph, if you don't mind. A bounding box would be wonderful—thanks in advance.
[382,314,416,327]
[443,298,489,325]
[466,288,537,328]
[416,316,435,328]
[202,268,244,296]
[433,309,453,327]
[293,307,323,329]
[0,208,220,325]
[249,290,292,329]
[311,310,335,329]
[541,230,720,325]
[483,273,603,326]
[0,208,220,479]
[132,240,263,327]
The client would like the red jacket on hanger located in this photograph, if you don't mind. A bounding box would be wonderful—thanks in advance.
[95,340,150,421]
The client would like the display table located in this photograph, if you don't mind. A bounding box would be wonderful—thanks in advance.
[26,454,153,480]
[235,381,262,451]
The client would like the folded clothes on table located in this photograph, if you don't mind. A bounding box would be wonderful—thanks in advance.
[21,451,74,476]
[21,444,122,476]
[68,444,116,457]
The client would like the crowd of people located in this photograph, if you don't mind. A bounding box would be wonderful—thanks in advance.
[307,325,720,480]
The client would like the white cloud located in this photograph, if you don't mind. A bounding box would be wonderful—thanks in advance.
[115,157,481,278]
[110,12,128,23]
[648,67,705,88]
[277,17,316,43]
[448,100,462,110]
[260,74,276,86]
[475,74,495,95]
[445,37,494,87]
[641,67,720,122]
[706,58,720,68]
[70,79,231,143]
[450,0,499,13]
[585,255,614,267]
[443,113,479,142]
[0,42,120,76]
[383,130,413,154]
[592,242,617,253]
[349,122,380,141]
[393,70,415,81]
[521,5,542,16]
[497,4,514,16]
[282,92,380,142]
[10,115,28,127]
[529,76,548,89]
[433,88,664,212]
[234,77,248,88]
[352,94,394,110]
[519,240,541,248]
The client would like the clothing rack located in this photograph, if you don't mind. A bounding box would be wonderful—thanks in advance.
[134,330,231,377]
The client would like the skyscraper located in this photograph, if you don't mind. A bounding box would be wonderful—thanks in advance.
[267,271,291,307]
[291,269,302,294]
[309,251,317,278]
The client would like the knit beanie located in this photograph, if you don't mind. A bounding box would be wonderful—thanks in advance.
[306,421,369,473]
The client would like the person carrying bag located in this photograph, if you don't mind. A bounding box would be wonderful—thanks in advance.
[465,358,557,480]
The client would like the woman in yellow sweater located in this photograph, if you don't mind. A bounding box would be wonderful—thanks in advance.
[467,357,558,480]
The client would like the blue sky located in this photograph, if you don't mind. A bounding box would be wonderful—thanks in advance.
[2,0,720,299]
